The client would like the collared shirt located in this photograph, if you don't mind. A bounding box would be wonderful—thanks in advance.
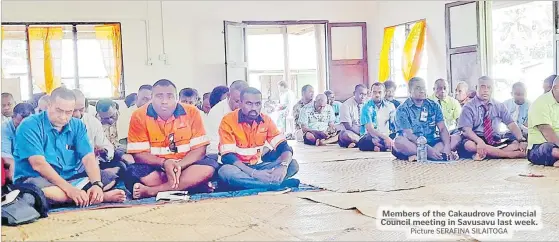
[503,99,530,127]
[429,95,462,130]
[395,98,444,142]
[1,119,16,159]
[206,99,233,154]
[293,99,312,131]
[298,103,335,132]
[528,91,559,148]
[127,103,209,160]
[117,105,137,140]
[360,99,396,136]
[458,96,514,136]
[332,101,342,124]
[81,112,114,159]
[388,99,401,108]
[340,97,363,130]
[219,110,287,165]
[13,112,93,181]
[458,96,471,106]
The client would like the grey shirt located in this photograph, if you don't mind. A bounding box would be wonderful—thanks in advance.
[458,96,514,136]
[340,97,362,131]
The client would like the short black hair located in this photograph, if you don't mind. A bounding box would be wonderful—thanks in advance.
[13,103,35,118]
[241,87,262,100]
[51,87,76,101]
[138,84,153,92]
[408,77,425,89]
[512,82,526,90]
[124,93,137,108]
[384,80,397,90]
[278,81,288,88]
[354,84,367,91]
[543,75,557,85]
[96,99,117,112]
[153,79,176,90]
[371,82,385,89]
[324,90,334,96]
[230,80,248,92]
[179,88,198,98]
[301,85,313,94]
[1,93,13,99]
[209,86,229,108]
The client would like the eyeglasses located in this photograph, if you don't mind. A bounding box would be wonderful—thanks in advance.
[169,133,178,153]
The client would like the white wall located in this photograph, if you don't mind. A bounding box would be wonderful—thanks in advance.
[2,0,372,96]
[369,1,450,88]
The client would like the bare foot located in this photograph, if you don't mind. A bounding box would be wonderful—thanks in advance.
[508,151,526,159]
[103,189,126,203]
[473,153,484,161]
[132,183,152,199]
[348,143,356,148]
[315,139,321,146]
[553,160,559,167]
[373,147,381,152]
[408,155,417,162]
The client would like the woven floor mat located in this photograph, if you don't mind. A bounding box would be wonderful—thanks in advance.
[290,141,394,163]
[295,157,559,192]
[3,193,429,241]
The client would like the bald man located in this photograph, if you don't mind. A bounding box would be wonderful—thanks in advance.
[37,95,50,113]
[457,76,527,160]
[429,79,462,131]
[527,76,559,167]
[299,94,338,146]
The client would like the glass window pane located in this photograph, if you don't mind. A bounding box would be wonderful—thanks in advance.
[491,1,554,102]
[76,25,113,99]
[1,25,30,100]
[247,26,285,71]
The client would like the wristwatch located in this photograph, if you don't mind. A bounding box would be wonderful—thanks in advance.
[91,181,104,189]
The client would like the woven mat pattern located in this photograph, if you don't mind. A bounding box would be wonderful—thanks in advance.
[295,157,559,192]
[1,194,471,241]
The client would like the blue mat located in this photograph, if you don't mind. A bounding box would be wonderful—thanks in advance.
[49,183,319,213]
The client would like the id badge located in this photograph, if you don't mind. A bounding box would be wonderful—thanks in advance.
[420,108,428,122]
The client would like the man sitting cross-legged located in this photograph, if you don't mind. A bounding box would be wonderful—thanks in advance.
[218,87,299,190]
[392,77,460,161]
[358,82,396,152]
[457,76,527,160]
[338,84,368,148]
[503,82,530,138]
[13,87,125,206]
[299,94,338,146]
[2,103,35,182]
[126,79,219,199]
[526,76,559,167]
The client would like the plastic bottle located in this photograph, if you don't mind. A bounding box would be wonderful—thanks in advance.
[417,136,427,162]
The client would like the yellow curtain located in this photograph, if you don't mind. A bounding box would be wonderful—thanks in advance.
[378,26,395,82]
[28,27,63,94]
[401,20,426,82]
[94,24,122,97]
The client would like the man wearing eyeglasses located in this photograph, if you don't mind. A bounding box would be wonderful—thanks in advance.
[126,79,218,199]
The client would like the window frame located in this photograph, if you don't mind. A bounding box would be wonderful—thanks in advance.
[387,19,427,98]
[1,22,125,100]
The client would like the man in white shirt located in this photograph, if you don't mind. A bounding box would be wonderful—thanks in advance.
[338,84,368,148]
[206,80,249,154]
[72,90,117,169]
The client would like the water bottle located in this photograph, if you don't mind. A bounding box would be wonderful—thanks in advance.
[416,136,427,162]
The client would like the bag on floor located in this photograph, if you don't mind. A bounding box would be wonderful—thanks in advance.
[1,183,49,226]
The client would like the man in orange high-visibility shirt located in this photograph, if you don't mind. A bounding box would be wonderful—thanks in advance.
[218,87,300,190]
[126,79,218,199]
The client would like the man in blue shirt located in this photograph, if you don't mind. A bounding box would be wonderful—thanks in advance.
[14,87,125,207]
[392,77,460,161]
[358,82,396,151]
[1,103,35,182]
[503,82,530,138]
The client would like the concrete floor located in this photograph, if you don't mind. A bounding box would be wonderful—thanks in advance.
[3,142,559,241]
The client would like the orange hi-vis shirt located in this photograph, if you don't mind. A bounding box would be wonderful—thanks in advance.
[219,109,286,165]
[127,103,209,160]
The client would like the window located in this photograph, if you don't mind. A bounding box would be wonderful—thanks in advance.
[490,1,553,102]
[1,23,124,100]
[389,21,428,98]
